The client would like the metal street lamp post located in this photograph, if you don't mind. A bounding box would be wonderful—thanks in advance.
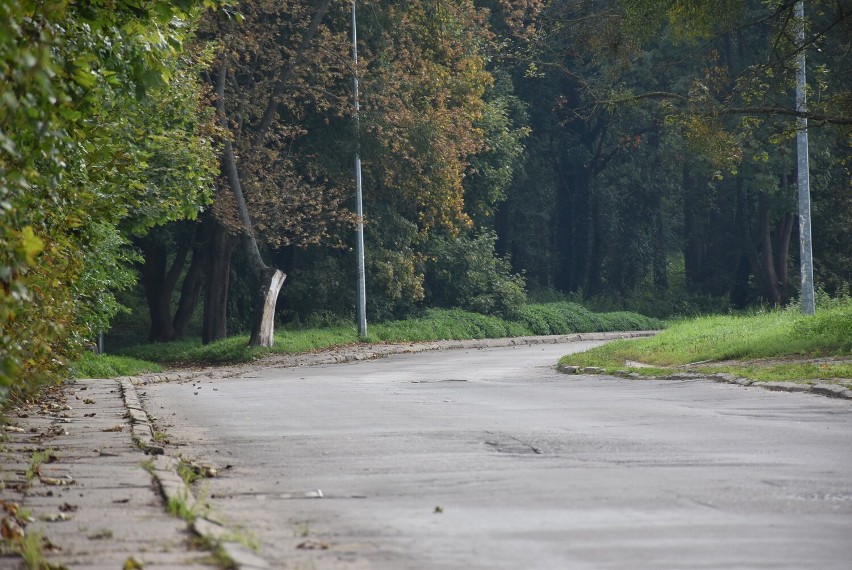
[795,1,815,315]
[352,0,368,336]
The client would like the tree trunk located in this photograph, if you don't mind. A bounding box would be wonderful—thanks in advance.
[249,268,287,346]
[730,254,751,308]
[652,205,668,291]
[584,196,603,298]
[757,191,781,305]
[683,165,704,289]
[215,63,288,347]
[774,212,795,304]
[553,161,578,292]
[773,171,795,305]
[734,175,760,305]
[202,220,236,344]
[139,237,188,342]
[172,221,208,339]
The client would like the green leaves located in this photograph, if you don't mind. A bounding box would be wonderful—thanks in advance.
[0,0,216,400]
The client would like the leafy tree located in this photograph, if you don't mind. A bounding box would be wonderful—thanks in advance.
[0,0,216,399]
[198,0,354,346]
[491,0,850,311]
[261,0,530,326]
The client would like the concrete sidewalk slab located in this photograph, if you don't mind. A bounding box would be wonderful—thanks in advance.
[0,378,215,569]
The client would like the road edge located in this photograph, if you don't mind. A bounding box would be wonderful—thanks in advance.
[118,378,270,570]
[556,365,852,400]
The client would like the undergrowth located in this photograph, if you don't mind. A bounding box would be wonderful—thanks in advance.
[92,303,661,371]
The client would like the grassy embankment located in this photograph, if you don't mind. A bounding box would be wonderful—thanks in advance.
[72,302,661,377]
[558,300,852,383]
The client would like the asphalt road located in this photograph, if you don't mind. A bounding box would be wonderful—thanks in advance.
[142,342,852,569]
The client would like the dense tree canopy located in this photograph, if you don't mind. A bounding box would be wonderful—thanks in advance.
[2,0,849,396]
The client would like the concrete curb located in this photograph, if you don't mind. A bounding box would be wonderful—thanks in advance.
[557,364,852,400]
[118,377,270,569]
[119,377,164,455]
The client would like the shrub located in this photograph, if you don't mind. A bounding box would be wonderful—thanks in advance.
[424,232,526,319]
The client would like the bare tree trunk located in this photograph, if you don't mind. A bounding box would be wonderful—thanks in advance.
[731,177,752,307]
[249,267,287,346]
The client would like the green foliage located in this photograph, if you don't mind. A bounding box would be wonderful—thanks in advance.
[424,232,527,319]
[366,246,426,321]
[115,303,660,367]
[372,309,530,341]
[517,302,663,335]
[282,254,354,326]
[464,76,530,225]
[0,0,216,402]
[619,0,747,42]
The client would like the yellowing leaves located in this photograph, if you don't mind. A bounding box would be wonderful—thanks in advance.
[18,227,44,263]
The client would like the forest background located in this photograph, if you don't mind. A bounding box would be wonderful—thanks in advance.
[1,0,850,398]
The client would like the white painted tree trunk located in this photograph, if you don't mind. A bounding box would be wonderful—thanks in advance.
[249,269,286,347]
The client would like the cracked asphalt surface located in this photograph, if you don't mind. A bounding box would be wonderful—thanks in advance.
[141,341,852,569]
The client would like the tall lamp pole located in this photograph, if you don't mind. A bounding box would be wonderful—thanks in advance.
[352,0,368,336]
[795,0,815,315]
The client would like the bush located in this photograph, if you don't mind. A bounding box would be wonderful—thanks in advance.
[516,302,662,335]
[424,232,526,319]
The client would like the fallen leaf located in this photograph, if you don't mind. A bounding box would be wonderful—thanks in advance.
[1,516,24,540]
[296,540,330,550]
[41,512,72,522]
[42,535,62,553]
[58,503,78,512]
[40,475,75,486]
[84,413,96,418]
[83,399,95,404]
[1,501,19,516]
[102,425,124,432]
[123,556,144,569]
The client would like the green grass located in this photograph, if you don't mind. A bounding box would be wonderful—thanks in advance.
[558,301,852,383]
[108,303,662,369]
[71,352,162,379]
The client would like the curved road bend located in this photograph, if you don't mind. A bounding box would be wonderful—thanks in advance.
[142,341,852,569]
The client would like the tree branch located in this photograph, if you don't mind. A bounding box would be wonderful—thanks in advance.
[252,0,334,147]
[214,63,268,276]
[719,106,852,125]
[604,91,852,125]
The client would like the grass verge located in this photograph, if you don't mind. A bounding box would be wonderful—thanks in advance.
[94,303,661,371]
[71,352,162,379]
[558,301,852,383]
